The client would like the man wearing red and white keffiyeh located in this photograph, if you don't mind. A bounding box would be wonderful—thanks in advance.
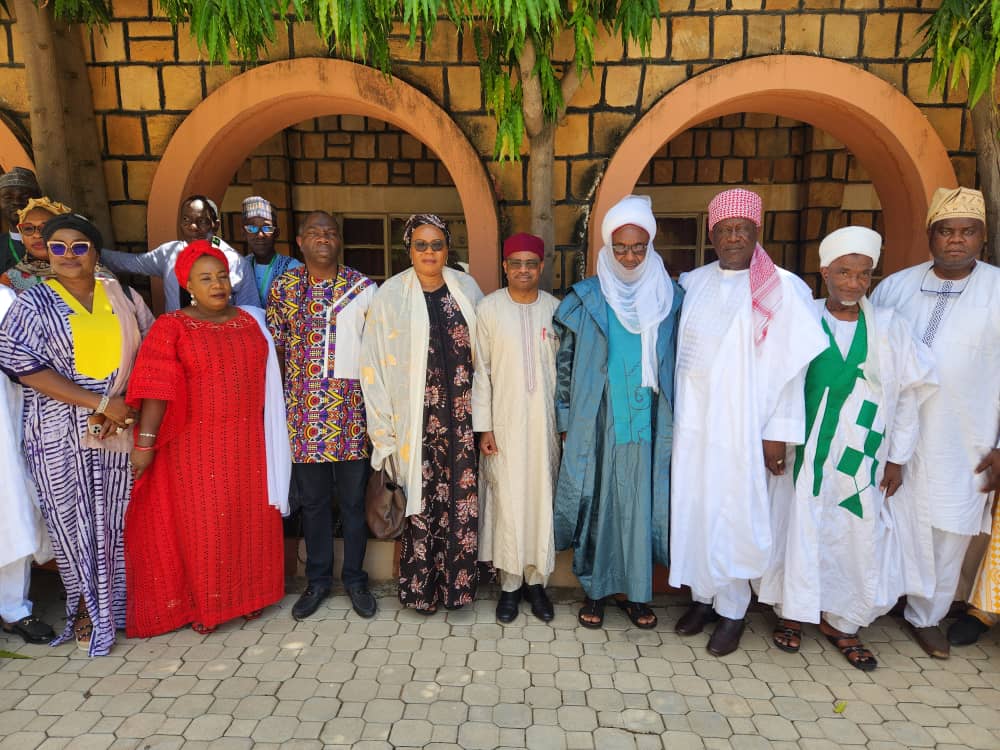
[668,188,828,658]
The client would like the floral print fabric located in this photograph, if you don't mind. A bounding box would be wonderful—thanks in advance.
[398,285,481,610]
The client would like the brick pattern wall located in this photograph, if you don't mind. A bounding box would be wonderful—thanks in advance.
[0,1,975,284]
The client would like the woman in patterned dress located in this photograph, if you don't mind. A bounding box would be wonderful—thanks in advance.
[124,241,290,637]
[361,214,484,614]
[0,213,153,655]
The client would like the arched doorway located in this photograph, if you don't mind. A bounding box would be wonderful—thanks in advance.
[147,58,500,291]
[0,120,34,173]
[593,55,957,276]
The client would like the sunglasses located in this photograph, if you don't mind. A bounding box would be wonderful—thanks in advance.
[16,222,47,237]
[47,240,92,257]
[245,224,276,237]
[412,239,446,253]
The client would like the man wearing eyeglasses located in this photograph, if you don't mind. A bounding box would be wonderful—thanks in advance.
[266,211,378,621]
[0,168,42,274]
[871,187,1000,658]
[241,196,301,305]
[472,233,560,623]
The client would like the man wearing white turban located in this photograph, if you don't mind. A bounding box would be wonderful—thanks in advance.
[669,188,827,657]
[871,186,1000,658]
[553,194,682,630]
[758,226,937,670]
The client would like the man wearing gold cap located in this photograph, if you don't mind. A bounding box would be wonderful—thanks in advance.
[758,226,937,670]
[871,186,1000,658]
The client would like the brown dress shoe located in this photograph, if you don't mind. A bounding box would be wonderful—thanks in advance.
[906,623,950,658]
[675,602,720,636]
[707,617,746,657]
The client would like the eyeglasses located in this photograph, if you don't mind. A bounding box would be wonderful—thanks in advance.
[612,243,648,258]
[412,240,446,253]
[181,215,214,228]
[245,224,276,237]
[16,222,47,237]
[47,240,92,257]
[302,228,339,240]
[506,259,540,270]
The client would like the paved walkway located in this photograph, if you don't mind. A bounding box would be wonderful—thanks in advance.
[2,580,1000,750]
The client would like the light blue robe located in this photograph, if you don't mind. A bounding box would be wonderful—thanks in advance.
[553,276,682,602]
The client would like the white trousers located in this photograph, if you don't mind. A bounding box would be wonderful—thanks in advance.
[0,557,33,623]
[500,566,547,593]
[693,580,752,620]
[771,604,862,636]
[905,528,972,628]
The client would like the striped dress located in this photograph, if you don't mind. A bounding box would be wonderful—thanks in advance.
[0,283,135,656]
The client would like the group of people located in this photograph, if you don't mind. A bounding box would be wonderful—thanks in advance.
[0,163,997,673]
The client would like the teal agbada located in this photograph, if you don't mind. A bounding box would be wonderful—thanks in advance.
[552,276,683,602]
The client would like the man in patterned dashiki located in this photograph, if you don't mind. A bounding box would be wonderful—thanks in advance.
[472,233,560,624]
[757,226,937,671]
[241,195,301,305]
[266,210,378,620]
[0,167,42,274]
[872,187,1000,658]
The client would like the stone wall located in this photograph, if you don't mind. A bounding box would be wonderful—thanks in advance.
[0,0,977,286]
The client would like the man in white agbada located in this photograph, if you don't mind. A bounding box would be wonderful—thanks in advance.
[670,188,827,657]
[871,186,1000,659]
[472,232,559,624]
[758,226,937,670]
[0,285,55,644]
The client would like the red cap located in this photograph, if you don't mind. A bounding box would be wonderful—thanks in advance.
[175,239,228,288]
[503,232,544,260]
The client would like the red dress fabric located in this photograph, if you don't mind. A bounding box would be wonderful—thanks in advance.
[124,309,284,637]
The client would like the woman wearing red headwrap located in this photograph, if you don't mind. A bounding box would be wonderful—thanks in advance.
[124,240,291,636]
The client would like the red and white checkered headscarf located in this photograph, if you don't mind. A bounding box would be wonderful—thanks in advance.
[708,189,781,347]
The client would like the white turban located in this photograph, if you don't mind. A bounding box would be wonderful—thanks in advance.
[596,194,674,392]
[818,226,882,268]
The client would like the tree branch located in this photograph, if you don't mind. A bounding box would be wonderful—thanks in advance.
[558,63,581,121]
[518,37,545,138]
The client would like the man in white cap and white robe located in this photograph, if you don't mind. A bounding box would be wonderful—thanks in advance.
[758,226,937,670]
[669,188,827,657]
[871,186,1000,658]
[553,195,682,630]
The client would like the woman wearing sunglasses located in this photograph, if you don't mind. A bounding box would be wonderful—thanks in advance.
[0,213,153,655]
[0,197,71,293]
[241,196,301,305]
[360,214,485,614]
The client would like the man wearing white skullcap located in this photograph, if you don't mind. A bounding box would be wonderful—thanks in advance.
[553,195,682,630]
[758,225,937,670]
[872,187,1000,656]
[669,188,827,657]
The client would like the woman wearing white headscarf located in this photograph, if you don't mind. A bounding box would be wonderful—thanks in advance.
[553,195,683,629]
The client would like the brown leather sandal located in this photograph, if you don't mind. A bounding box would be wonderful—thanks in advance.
[73,609,93,650]
[820,621,877,671]
[772,618,802,653]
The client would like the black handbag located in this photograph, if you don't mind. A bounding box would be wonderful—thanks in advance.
[364,455,406,539]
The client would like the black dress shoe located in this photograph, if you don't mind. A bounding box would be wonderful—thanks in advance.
[347,586,377,619]
[707,617,746,657]
[675,602,720,636]
[522,584,554,622]
[292,585,331,620]
[948,613,990,646]
[496,589,522,623]
[2,615,55,644]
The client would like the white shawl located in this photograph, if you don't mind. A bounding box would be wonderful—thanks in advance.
[241,305,291,516]
[596,195,674,391]
[361,267,484,517]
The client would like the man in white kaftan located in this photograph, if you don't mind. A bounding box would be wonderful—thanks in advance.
[473,233,559,623]
[870,186,1000,658]
[0,285,55,644]
[670,188,827,657]
[758,227,937,670]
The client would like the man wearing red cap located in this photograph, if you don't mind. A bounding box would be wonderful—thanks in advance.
[669,188,827,656]
[472,233,560,622]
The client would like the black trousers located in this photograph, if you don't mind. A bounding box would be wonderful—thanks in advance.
[294,459,370,590]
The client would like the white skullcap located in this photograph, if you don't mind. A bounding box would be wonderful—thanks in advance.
[601,194,657,248]
[819,226,882,268]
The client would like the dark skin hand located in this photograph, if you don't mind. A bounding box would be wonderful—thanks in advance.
[763,440,786,476]
[130,399,166,480]
[880,461,903,498]
[975,449,1000,493]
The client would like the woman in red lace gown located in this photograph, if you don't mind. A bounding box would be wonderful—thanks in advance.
[124,241,290,636]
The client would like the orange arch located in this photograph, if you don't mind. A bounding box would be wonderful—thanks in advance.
[593,55,957,275]
[0,121,34,174]
[147,58,500,291]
